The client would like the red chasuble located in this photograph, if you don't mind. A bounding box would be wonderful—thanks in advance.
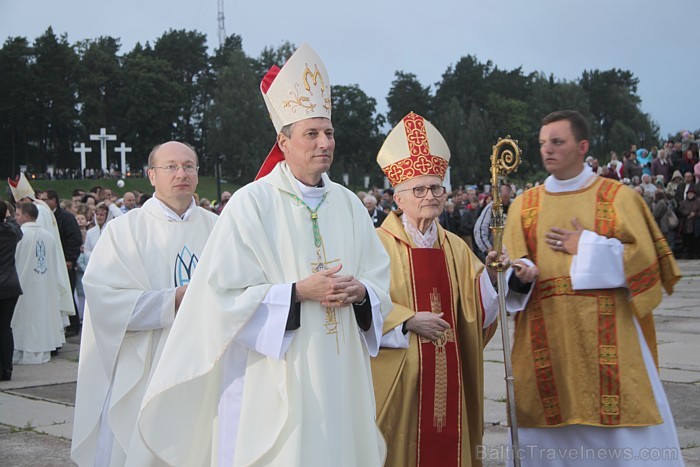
[410,247,462,466]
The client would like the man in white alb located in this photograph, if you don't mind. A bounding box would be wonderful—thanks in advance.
[71,142,218,466]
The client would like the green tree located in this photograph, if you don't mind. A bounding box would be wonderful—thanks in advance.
[385,71,433,126]
[75,37,122,139]
[434,55,492,116]
[580,68,658,155]
[330,84,385,186]
[254,41,297,79]
[115,44,184,170]
[0,37,39,177]
[32,27,80,171]
[153,30,211,150]
[207,46,270,184]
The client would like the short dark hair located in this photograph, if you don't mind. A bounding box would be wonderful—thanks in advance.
[18,201,38,220]
[72,189,85,197]
[542,110,590,142]
[45,189,59,203]
[0,200,7,220]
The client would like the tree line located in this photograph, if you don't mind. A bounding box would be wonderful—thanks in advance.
[0,27,665,187]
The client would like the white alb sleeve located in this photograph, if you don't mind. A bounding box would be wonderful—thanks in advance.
[127,288,177,331]
[235,283,295,359]
[479,272,500,328]
[380,325,411,349]
[570,230,626,290]
[357,280,385,357]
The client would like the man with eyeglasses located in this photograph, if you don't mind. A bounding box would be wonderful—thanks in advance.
[139,44,391,466]
[371,112,538,466]
[71,141,218,466]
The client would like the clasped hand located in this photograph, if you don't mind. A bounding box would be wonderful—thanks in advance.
[296,264,366,308]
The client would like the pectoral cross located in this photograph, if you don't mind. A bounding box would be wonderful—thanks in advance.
[419,287,456,431]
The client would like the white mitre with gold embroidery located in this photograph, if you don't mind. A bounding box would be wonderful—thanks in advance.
[261,42,332,133]
[7,172,37,201]
[255,43,332,180]
[377,112,451,187]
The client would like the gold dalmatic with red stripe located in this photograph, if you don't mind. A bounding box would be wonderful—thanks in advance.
[410,248,462,465]
[503,178,680,428]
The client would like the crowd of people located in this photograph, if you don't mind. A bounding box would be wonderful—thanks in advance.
[0,41,692,467]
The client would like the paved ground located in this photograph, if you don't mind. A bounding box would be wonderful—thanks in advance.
[1,260,698,466]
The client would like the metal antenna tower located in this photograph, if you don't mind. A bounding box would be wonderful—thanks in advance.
[217,0,226,48]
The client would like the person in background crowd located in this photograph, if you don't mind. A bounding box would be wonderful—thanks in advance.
[640,173,657,203]
[651,147,672,184]
[198,197,212,211]
[381,187,396,211]
[120,192,137,214]
[679,186,700,259]
[72,189,85,204]
[652,190,675,248]
[82,203,109,263]
[622,151,642,180]
[215,191,231,215]
[637,148,653,176]
[0,201,22,381]
[13,202,67,365]
[364,194,387,227]
[8,175,76,343]
[137,192,151,207]
[473,184,512,262]
[666,170,684,202]
[40,189,82,337]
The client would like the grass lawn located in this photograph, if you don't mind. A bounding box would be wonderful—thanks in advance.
[12,176,241,202]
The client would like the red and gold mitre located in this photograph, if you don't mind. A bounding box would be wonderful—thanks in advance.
[377,112,450,186]
[256,43,332,180]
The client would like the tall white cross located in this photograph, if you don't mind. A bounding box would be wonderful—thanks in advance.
[114,142,132,176]
[89,128,117,172]
[73,143,93,173]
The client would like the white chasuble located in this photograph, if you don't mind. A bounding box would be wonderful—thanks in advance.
[71,199,218,466]
[12,222,67,363]
[140,162,392,466]
[35,200,76,322]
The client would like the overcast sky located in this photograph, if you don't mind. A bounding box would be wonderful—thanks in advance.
[2,0,697,138]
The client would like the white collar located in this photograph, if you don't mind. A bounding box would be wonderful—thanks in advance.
[152,195,196,222]
[295,179,326,209]
[401,214,438,248]
[544,165,598,193]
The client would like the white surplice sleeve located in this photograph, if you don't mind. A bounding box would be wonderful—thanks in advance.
[234,283,294,360]
[571,230,626,290]
[357,279,383,357]
[126,289,177,331]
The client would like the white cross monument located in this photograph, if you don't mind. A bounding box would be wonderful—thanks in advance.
[114,142,132,176]
[73,143,93,174]
[89,128,117,172]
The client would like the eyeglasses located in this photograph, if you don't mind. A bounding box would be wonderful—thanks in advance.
[150,164,199,174]
[397,185,446,198]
